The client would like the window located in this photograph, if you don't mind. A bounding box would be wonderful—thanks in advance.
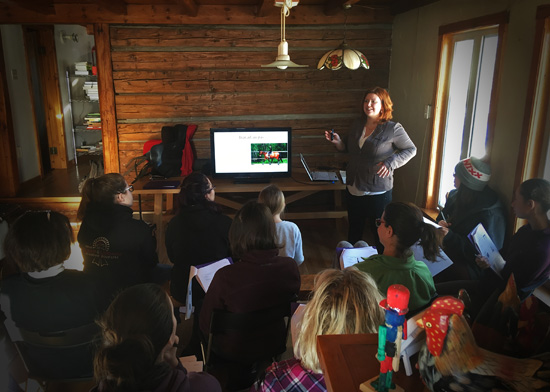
[516,6,550,225]
[426,13,507,210]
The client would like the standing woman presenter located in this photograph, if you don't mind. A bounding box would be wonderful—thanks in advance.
[326,87,417,249]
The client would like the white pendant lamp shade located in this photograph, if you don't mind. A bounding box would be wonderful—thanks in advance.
[318,42,370,70]
[262,0,308,69]
[263,40,308,70]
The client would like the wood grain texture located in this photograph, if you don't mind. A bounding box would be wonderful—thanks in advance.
[95,23,120,173]
[108,23,391,169]
[0,28,19,197]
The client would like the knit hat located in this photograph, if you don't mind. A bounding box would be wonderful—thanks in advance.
[454,157,491,191]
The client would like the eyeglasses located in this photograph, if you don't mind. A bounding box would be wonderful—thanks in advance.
[120,185,134,193]
[205,185,216,194]
[375,218,385,227]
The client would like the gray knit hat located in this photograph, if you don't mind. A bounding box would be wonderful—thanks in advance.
[454,157,491,191]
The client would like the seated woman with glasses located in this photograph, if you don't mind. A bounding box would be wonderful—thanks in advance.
[77,173,160,293]
[1,210,111,379]
[355,201,440,313]
[165,172,232,357]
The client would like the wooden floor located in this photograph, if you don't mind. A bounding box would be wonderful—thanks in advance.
[16,156,101,198]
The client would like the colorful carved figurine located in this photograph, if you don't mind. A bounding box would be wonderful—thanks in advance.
[371,284,410,392]
[417,296,549,392]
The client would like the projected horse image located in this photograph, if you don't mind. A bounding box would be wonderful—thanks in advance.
[259,150,281,164]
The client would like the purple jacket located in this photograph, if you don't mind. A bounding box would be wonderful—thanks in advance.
[91,362,221,392]
[199,249,300,359]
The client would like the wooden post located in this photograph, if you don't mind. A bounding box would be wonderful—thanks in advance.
[0,29,19,197]
[94,23,120,174]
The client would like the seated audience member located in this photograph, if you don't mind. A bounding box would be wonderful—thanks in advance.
[258,184,304,265]
[252,268,384,391]
[92,283,221,392]
[475,178,550,300]
[77,173,159,291]
[1,211,110,379]
[355,201,439,313]
[165,172,232,357]
[436,157,507,281]
[165,173,232,304]
[199,201,300,385]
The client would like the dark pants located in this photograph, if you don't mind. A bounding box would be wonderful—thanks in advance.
[346,189,392,250]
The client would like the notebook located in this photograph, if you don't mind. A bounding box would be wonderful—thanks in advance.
[300,153,339,182]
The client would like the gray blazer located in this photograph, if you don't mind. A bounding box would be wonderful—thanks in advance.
[344,119,416,192]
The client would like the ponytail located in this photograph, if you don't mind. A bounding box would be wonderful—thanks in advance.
[77,178,95,221]
[418,223,442,262]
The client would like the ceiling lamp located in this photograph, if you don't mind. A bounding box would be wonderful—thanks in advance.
[262,0,308,70]
[317,6,369,71]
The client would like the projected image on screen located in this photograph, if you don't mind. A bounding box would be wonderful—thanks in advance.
[252,143,288,165]
[211,129,290,176]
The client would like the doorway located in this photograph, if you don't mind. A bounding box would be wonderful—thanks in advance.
[23,25,68,172]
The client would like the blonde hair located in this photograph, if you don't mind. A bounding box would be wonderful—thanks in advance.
[258,184,285,216]
[295,268,384,373]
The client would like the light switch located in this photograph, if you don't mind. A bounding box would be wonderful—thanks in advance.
[11,69,18,80]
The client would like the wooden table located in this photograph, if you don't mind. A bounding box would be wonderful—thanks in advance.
[133,172,347,224]
[317,334,429,392]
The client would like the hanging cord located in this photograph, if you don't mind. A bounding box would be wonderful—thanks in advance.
[343,5,350,42]
[280,0,293,43]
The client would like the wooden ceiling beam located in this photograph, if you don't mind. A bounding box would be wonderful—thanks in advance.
[95,0,127,15]
[255,0,274,17]
[175,0,199,17]
[1,0,55,15]
[324,0,360,16]
[391,0,439,15]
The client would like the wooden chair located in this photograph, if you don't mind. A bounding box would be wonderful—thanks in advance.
[4,319,100,388]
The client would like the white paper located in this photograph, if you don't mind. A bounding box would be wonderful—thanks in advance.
[423,216,442,229]
[411,243,453,276]
[468,223,505,276]
[340,247,378,269]
[195,258,232,292]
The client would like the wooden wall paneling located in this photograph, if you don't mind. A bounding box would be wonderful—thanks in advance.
[95,23,120,173]
[110,23,392,174]
[0,29,20,197]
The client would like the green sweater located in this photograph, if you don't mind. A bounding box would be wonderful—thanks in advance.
[355,254,436,313]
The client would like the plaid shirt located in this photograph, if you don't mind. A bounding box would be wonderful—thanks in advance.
[251,357,326,392]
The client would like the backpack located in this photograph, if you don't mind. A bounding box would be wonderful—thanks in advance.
[125,124,197,183]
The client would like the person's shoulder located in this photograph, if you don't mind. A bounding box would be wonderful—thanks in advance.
[355,255,384,270]
[279,220,299,230]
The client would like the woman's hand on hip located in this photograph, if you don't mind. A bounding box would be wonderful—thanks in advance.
[376,162,390,178]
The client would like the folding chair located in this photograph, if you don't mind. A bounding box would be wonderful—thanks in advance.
[202,301,292,369]
[4,319,100,387]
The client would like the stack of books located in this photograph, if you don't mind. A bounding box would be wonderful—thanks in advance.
[83,81,98,101]
[84,112,102,129]
[74,62,90,76]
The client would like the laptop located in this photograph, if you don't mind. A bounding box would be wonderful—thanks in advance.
[300,153,339,182]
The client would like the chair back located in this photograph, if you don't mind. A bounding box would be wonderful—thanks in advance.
[4,320,100,381]
[204,301,291,366]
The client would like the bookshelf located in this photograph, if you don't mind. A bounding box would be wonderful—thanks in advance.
[66,66,102,164]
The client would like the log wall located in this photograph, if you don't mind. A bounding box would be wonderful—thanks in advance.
[111,23,392,176]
